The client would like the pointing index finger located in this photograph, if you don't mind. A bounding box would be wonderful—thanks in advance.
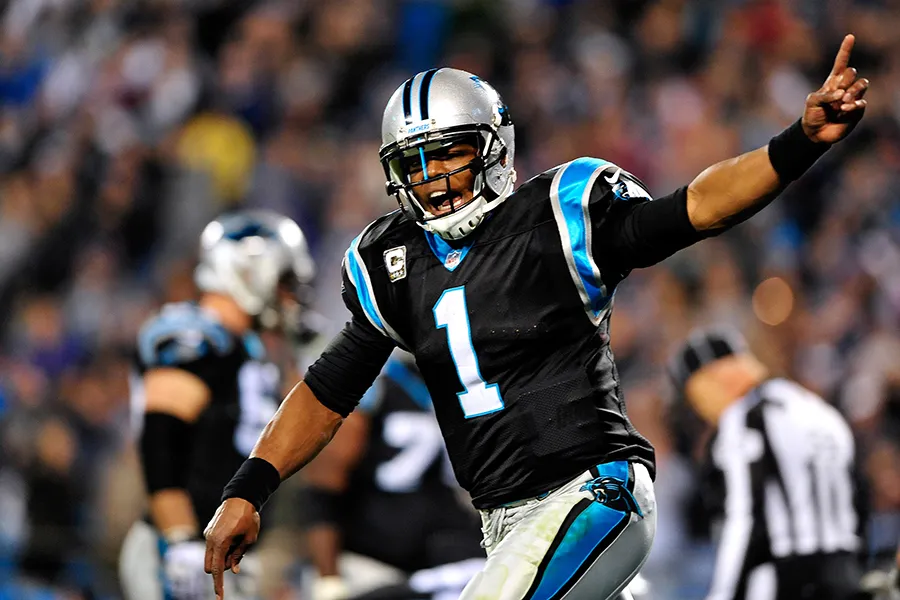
[830,34,855,77]
[209,539,227,599]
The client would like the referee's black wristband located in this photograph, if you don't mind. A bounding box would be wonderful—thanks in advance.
[767,118,831,183]
[221,457,282,512]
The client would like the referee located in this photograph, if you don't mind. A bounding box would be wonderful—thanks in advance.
[670,328,865,600]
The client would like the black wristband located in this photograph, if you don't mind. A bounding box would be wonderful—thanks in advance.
[767,119,831,183]
[221,457,282,511]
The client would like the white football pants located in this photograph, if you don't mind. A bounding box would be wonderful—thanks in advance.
[460,461,656,600]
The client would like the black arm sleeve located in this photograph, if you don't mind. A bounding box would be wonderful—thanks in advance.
[303,263,395,418]
[304,317,395,417]
[299,486,346,527]
[140,412,194,493]
[595,185,715,271]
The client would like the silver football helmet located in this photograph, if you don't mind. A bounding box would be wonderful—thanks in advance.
[380,68,516,240]
[194,209,316,333]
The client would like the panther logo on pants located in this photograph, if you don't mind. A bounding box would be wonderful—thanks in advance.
[580,476,644,517]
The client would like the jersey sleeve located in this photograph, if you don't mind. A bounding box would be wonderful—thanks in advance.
[558,158,710,272]
[549,158,710,319]
[136,306,234,389]
[303,259,396,418]
[340,233,403,344]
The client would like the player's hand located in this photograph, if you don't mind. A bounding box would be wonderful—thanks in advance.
[802,34,868,144]
[164,540,210,600]
[203,498,260,600]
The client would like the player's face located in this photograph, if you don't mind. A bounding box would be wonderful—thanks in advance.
[407,142,478,217]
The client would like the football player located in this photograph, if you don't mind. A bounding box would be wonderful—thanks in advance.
[120,210,315,600]
[205,35,869,600]
[301,352,485,600]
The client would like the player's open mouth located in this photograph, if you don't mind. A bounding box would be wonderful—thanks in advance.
[427,190,464,215]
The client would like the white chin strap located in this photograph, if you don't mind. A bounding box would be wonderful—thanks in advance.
[421,171,515,241]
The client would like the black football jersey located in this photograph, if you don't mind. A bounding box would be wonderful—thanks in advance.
[132,302,282,527]
[340,356,483,571]
[338,158,667,508]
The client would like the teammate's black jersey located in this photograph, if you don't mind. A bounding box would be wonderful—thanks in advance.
[132,302,281,527]
[340,356,482,572]
[307,157,706,508]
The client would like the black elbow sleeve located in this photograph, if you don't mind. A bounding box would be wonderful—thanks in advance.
[609,186,713,268]
[140,412,194,493]
[304,319,394,418]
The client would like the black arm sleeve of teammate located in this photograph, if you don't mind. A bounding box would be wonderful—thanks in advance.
[304,263,395,417]
[140,412,194,493]
[596,185,714,271]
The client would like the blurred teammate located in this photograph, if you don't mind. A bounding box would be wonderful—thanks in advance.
[205,36,869,600]
[670,328,863,600]
[302,352,484,600]
[120,210,316,600]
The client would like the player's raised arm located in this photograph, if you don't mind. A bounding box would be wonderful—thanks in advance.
[686,34,867,232]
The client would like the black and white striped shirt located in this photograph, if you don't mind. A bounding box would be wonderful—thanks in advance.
[704,378,860,600]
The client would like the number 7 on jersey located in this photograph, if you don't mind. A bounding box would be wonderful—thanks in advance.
[433,286,504,418]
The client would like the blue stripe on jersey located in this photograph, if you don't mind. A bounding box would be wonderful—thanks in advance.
[386,358,433,411]
[345,234,388,336]
[242,331,266,361]
[138,307,231,366]
[358,380,381,414]
[551,158,614,325]
[424,230,472,271]
[530,501,628,599]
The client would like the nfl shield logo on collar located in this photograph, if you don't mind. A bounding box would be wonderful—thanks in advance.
[384,246,407,282]
[445,249,462,270]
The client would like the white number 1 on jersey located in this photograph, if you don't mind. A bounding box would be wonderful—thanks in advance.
[433,286,504,418]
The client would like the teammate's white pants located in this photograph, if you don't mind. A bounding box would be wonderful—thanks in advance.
[119,520,260,600]
[460,461,656,600]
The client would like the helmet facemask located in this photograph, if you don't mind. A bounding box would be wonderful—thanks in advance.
[257,271,321,345]
[380,125,509,240]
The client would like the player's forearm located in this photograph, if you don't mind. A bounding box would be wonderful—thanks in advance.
[252,381,343,480]
[686,147,782,232]
[686,120,832,232]
[149,489,200,540]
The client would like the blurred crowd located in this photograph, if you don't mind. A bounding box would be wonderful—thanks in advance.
[0,0,897,598]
